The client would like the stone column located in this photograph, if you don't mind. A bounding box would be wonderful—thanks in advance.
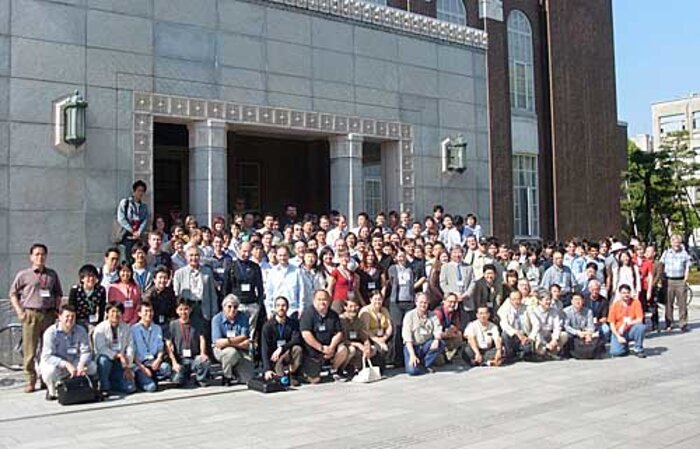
[188,119,227,226]
[329,134,363,227]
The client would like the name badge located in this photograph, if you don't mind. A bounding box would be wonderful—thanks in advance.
[158,315,165,323]
[349,331,358,340]
[40,289,51,298]
[89,313,99,323]
[66,347,78,355]
[318,324,327,332]
[623,317,631,325]
[456,280,464,287]
[226,330,237,338]
[215,268,225,274]
[241,283,251,292]
[486,301,493,308]
[124,300,134,308]
[368,282,377,290]
[398,273,410,286]
[111,342,121,351]
[419,327,430,336]
[182,349,192,358]
[144,354,155,361]
[376,328,384,337]
[276,339,286,348]
[347,291,355,300]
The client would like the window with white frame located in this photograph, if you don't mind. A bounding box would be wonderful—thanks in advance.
[507,10,534,112]
[437,0,466,25]
[513,155,539,237]
[364,177,382,219]
[659,113,686,134]
[692,111,700,129]
[363,0,387,5]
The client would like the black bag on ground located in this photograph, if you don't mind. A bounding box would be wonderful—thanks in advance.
[570,337,604,360]
[247,377,286,394]
[57,376,99,405]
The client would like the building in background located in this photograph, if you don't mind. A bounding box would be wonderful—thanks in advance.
[0,0,625,294]
[651,94,700,243]
[631,134,653,153]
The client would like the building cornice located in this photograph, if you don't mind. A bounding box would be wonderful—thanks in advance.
[265,0,488,49]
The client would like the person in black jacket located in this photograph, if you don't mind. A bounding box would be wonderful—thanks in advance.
[142,265,177,338]
[68,264,107,332]
[223,242,265,336]
[260,296,303,386]
[466,264,500,325]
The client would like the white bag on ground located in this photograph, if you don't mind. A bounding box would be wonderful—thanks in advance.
[352,357,382,383]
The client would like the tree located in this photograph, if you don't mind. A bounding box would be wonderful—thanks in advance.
[622,130,700,248]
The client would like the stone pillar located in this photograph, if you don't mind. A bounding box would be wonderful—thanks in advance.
[329,134,363,227]
[188,119,227,227]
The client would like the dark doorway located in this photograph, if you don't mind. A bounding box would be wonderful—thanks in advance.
[153,123,189,221]
[228,133,330,217]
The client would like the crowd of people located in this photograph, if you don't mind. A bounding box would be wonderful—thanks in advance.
[7,181,694,400]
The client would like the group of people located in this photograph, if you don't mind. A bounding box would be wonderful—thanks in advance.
[7,181,694,400]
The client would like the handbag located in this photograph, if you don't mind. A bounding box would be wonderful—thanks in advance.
[110,199,130,244]
[247,377,286,394]
[57,376,99,406]
[352,357,382,384]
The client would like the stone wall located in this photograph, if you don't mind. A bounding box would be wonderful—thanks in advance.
[0,0,489,294]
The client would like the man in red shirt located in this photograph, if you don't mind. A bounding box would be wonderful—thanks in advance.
[639,245,657,331]
[608,284,646,358]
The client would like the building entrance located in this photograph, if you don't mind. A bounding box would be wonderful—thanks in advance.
[228,133,330,217]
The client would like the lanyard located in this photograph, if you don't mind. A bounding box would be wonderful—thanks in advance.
[179,321,191,349]
[34,270,49,289]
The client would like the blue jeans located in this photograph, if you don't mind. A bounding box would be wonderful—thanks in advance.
[97,355,136,394]
[609,323,645,356]
[597,323,611,341]
[171,357,211,386]
[403,339,446,376]
[134,361,172,392]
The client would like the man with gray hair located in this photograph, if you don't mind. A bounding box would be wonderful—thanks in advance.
[211,294,253,385]
[660,235,692,332]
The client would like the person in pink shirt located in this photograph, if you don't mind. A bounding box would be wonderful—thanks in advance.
[107,263,141,325]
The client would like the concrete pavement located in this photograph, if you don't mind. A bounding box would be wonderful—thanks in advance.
[0,309,699,449]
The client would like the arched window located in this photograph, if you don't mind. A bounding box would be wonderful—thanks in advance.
[437,0,466,26]
[507,10,534,112]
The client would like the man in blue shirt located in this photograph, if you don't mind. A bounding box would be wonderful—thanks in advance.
[660,235,693,332]
[211,294,254,385]
[540,251,576,304]
[130,302,170,392]
[39,304,95,400]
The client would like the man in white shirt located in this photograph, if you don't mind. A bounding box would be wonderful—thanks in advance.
[463,306,503,366]
[438,215,462,252]
[265,246,306,317]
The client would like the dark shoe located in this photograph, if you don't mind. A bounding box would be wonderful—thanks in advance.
[98,390,111,399]
[681,325,689,333]
[45,391,57,401]
[665,325,673,332]
[632,349,647,358]
[290,377,300,387]
[196,379,210,388]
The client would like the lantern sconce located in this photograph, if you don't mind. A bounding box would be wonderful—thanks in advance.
[441,135,468,173]
[53,90,88,155]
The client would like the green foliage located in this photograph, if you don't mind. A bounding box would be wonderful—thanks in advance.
[622,131,700,247]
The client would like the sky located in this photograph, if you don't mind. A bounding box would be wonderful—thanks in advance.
[613,0,700,136]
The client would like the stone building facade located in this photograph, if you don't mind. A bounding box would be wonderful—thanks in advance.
[0,0,624,294]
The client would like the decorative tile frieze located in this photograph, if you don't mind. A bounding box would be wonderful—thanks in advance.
[265,0,488,49]
[131,91,416,213]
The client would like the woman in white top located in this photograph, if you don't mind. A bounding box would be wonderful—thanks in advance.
[612,250,641,300]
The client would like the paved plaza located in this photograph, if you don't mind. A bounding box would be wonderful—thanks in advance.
[0,307,699,449]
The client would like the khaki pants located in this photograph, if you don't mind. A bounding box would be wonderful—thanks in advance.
[39,361,97,396]
[272,345,303,375]
[214,347,254,383]
[665,279,688,327]
[22,309,56,382]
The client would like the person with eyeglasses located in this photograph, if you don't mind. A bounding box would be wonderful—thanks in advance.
[211,294,253,385]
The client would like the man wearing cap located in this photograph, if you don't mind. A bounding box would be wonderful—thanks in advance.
[608,284,647,358]
[211,294,254,385]
[605,241,625,295]
[9,243,64,393]
[660,235,692,332]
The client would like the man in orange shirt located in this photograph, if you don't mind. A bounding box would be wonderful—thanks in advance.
[608,284,646,358]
